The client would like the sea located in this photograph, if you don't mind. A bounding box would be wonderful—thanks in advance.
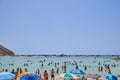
[0,55,120,77]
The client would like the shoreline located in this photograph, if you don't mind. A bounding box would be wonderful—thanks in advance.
[1,54,120,57]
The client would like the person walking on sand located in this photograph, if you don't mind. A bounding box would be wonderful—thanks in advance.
[50,69,55,80]
[44,70,48,80]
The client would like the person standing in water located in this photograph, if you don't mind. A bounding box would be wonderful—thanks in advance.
[39,71,43,80]
[56,67,59,74]
[76,65,78,69]
[25,68,28,72]
[44,70,48,80]
[50,69,55,80]
[108,68,111,74]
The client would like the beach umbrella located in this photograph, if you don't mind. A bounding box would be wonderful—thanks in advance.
[104,74,117,80]
[70,69,85,75]
[59,73,79,79]
[17,72,32,78]
[0,72,15,80]
[86,74,101,79]
[20,74,40,80]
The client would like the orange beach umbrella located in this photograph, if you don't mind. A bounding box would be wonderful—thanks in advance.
[17,72,32,78]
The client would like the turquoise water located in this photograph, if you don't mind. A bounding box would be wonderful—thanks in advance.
[0,55,120,77]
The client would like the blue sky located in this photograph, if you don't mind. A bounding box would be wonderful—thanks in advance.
[0,0,120,55]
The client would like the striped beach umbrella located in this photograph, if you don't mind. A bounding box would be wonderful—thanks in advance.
[86,74,101,79]
[59,73,79,79]
[0,72,15,80]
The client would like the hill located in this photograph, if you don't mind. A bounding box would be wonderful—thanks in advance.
[0,44,14,56]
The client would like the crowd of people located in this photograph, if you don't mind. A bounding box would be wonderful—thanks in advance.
[0,68,56,80]
[0,63,116,80]
[0,58,119,80]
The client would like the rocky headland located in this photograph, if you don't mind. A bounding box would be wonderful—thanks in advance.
[0,44,14,56]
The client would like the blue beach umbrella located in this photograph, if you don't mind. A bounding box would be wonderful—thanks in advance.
[0,72,15,80]
[59,73,79,79]
[20,74,40,80]
[70,69,85,75]
[104,74,117,80]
